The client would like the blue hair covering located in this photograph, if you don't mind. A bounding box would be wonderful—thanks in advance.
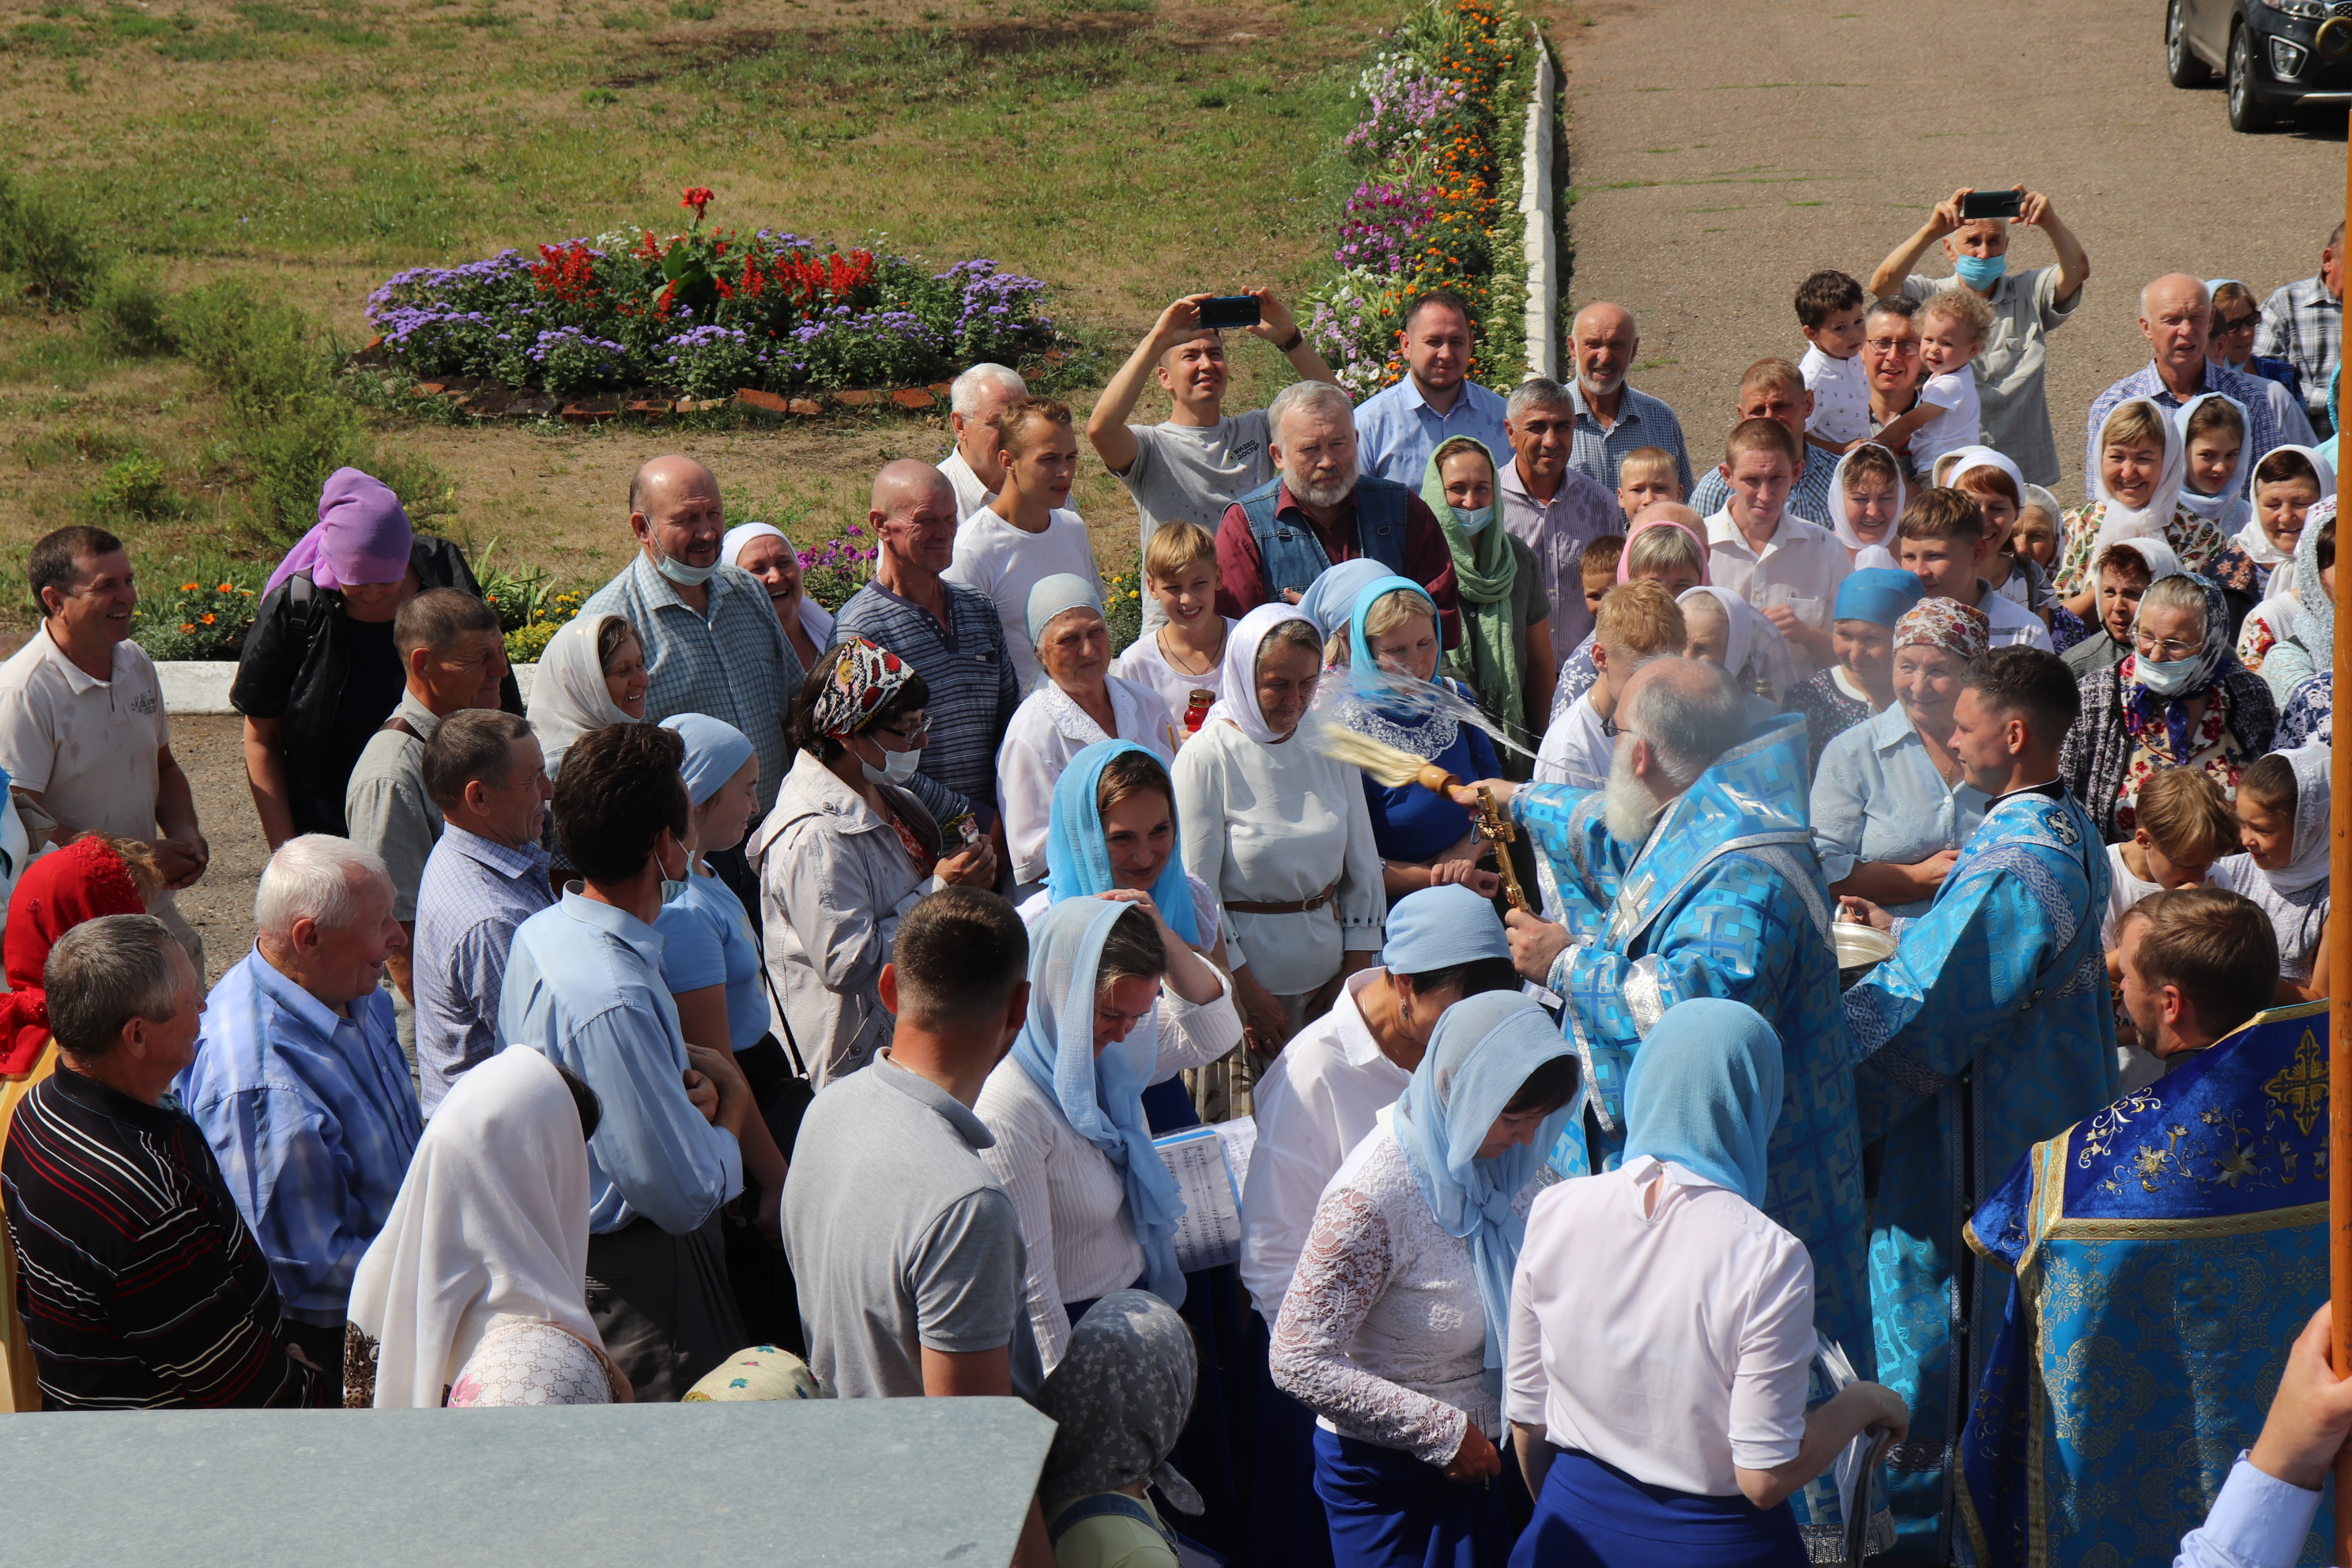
[1344,574,1440,680]
[1621,997,1784,1204]
[658,713,756,806]
[1296,559,1395,639]
[1832,567,1923,628]
[2324,364,2341,474]
[1044,741,1200,948]
[1381,883,1509,973]
[1391,990,1577,1393]
[1011,899,1189,1308]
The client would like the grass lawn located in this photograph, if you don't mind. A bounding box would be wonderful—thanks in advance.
[0,0,1411,623]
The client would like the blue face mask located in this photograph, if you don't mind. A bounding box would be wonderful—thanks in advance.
[1453,505,1494,536]
[1952,253,2007,290]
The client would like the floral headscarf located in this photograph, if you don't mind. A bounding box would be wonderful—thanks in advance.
[1037,1291,1201,1512]
[2122,571,2233,760]
[1893,598,1989,663]
[809,637,913,740]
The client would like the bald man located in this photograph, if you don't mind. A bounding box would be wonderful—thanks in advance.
[2084,273,2282,496]
[829,460,1020,831]
[1564,302,1692,496]
[579,455,807,828]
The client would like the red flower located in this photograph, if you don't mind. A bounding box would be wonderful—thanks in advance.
[680,187,714,218]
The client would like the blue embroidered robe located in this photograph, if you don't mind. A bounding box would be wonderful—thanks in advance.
[1958,1002,2334,1568]
[1841,785,2118,1565]
[1514,714,1870,1374]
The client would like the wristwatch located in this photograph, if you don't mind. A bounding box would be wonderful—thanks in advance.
[1277,327,1305,352]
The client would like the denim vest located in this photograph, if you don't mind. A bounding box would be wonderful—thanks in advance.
[1234,474,1413,601]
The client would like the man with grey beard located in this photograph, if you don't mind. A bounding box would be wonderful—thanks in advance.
[1456,658,1876,1451]
[1212,379,1462,643]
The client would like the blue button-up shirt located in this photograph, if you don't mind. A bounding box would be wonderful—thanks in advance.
[1352,375,1516,489]
[1687,446,1837,529]
[1566,380,1694,496]
[579,554,805,814]
[413,823,553,1116]
[498,889,742,1234]
[1809,701,1990,918]
[2172,1455,2320,1568]
[177,949,422,1325]
[2084,360,2282,503]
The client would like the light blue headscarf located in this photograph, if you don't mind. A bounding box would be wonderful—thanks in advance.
[1344,574,1441,684]
[659,713,755,805]
[1620,997,1784,1204]
[1297,558,1394,639]
[1011,899,1189,1308]
[1391,990,1577,1393]
[1044,741,1200,948]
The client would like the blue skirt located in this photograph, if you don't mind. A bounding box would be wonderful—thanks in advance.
[1246,1310,1333,1568]
[1507,1448,1805,1568]
[1314,1426,1513,1568]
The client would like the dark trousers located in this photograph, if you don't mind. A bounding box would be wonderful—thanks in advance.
[281,1318,346,1405]
[585,1215,745,1402]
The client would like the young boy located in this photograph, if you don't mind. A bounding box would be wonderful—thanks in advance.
[1895,487,2055,650]
[1909,289,1995,469]
[1615,447,1682,522]
[1705,418,1848,668]
[1111,520,1231,741]
[1579,535,1626,624]
[2101,767,2236,1087]
[1535,579,1685,790]
[1796,270,1871,457]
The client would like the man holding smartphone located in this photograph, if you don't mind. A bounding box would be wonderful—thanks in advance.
[1868,186,2090,488]
[1085,289,1340,629]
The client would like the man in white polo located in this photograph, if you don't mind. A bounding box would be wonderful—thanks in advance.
[0,526,209,965]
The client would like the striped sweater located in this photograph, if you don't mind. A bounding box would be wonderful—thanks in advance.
[0,1062,322,1409]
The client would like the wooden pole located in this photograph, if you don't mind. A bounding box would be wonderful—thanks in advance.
[2333,123,2352,1562]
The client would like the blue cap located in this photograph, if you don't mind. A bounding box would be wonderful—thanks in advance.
[660,713,756,805]
[1834,567,1924,628]
[1381,884,1511,974]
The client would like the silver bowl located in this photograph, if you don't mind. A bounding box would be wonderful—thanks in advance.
[1834,923,1897,990]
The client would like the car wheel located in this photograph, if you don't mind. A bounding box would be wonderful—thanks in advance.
[2168,0,2212,85]
[2230,23,2281,130]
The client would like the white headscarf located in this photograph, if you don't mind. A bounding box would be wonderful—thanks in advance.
[2092,398,2190,551]
[722,521,834,649]
[526,612,638,778]
[345,1048,605,1408]
[2236,445,2336,585]
[2172,393,2254,537]
[2263,742,2334,899]
[1205,603,1317,744]
[1677,586,1799,699]
[1948,447,2026,506]
[1828,443,1909,553]
[2102,536,2185,583]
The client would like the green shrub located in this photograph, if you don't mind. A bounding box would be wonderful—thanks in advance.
[1102,558,1142,654]
[504,620,560,664]
[0,172,101,309]
[86,269,177,356]
[81,454,182,521]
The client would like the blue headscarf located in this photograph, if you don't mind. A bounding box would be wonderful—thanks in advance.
[1011,899,1189,1308]
[2122,571,2233,762]
[1044,741,1200,948]
[1832,567,1923,628]
[1390,991,1577,1393]
[1344,574,1446,739]
[1621,997,1783,1204]
[659,713,756,805]
[1298,559,1395,639]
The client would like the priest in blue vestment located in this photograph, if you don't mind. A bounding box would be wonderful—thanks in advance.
[1960,887,2331,1567]
[1839,646,2120,1565]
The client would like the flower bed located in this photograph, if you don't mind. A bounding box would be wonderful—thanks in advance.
[1305,0,1547,396]
[364,189,1058,401]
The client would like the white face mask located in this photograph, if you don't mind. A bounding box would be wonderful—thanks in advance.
[2134,651,2204,697]
[861,737,922,787]
[1454,504,1495,536]
[654,548,718,589]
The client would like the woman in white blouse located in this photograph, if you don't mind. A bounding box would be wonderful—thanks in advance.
[998,575,1182,899]
[1174,603,1385,1055]
[1272,992,1580,1568]
[1505,998,1906,1568]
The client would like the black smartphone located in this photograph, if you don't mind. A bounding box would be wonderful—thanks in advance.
[1958,188,2022,222]
[1196,295,1261,330]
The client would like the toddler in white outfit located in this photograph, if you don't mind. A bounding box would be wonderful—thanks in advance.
[1796,270,1872,453]
[1908,288,1993,469]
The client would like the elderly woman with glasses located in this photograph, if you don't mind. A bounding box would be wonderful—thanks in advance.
[2057,571,2278,844]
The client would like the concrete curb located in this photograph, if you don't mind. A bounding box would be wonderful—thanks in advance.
[158,662,541,715]
[1519,24,1559,382]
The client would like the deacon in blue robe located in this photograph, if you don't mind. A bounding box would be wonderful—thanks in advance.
[1958,1002,2333,1568]
[1841,650,2120,1566]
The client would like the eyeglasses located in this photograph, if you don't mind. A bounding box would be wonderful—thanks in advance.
[2214,312,2259,335]
[1865,337,1919,354]
[2133,634,2201,661]
[878,714,930,744]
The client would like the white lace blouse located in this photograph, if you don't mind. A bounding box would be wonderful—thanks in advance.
[1268,1114,1536,1467]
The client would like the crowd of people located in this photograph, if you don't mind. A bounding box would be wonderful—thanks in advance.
[0,188,2346,1568]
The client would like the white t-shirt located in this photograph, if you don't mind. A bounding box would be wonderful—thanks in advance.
[1120,409,1275,552]
[0,627,168,846]
[1909,368,1983,467]
[1111,620,1233,743]
[1964,582,2055,651]
[938,448,991,522]
[1535,692,1611,790]
[942,507,1106,691]
[2101,842,2166,948]
[1800,345,1871,447]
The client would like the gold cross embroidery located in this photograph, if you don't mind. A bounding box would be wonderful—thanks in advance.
[2264,1029,2328,1139]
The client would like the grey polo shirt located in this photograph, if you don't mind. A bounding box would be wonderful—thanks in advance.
[1900,266,2081,488]
[782,1050,1042,1401]
[345,691,444,922]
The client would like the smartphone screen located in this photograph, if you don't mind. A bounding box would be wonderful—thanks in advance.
[1959,189,2022,222]
[1196,296,1261,330]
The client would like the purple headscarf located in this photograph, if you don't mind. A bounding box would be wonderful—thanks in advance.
[265,468,414,595]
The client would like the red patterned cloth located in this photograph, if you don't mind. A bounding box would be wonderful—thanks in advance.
[0,838,145,1075]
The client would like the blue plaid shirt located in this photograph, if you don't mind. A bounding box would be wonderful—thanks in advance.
[831,579,1020,827]
[1566,380,1693,496]
[1352,375,1516,488]
[177,950,422,1325]
[413,824,553,1116]
[2256,275,2341,434]
[2084,360,2282,500]
[580,555,805,813]
[1687,446,1837,527]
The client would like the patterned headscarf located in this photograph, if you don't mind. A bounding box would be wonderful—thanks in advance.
[1037,1291,1202,1512]
[810,637,913,741]
[1892,597,1989,663]
[2122,571,2233,760]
